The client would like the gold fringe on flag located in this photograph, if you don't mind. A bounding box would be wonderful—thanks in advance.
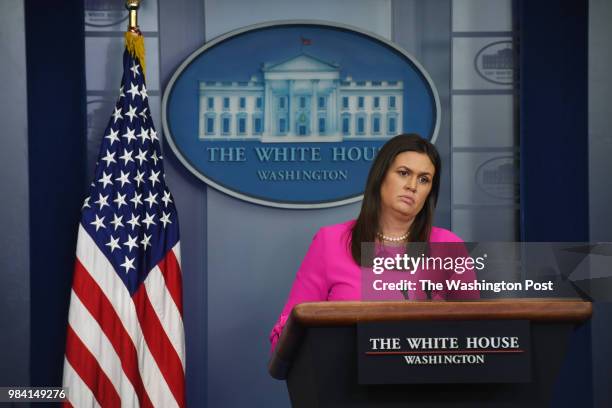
[125,31,146,78]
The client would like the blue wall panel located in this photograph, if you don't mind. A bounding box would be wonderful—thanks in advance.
[25,0,87,387]
[519,1,592,406]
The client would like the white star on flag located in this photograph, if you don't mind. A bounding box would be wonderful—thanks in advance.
[112,106,123,123]
[142,213,156,229]
[113,192,127,209]
[123,234,139,252]
[119,256,135,274]
[125,105,138,122]
[105,235,121,253]
[126,213,140,229]
[110,213,124,230]
[149,170,160,186]
[137,128,149,144]
[130,61,140,77]
[94,193,109,210]
[141,233,152,250]
[104,128,120,145]
[122,126,137,144]
[119,149,134,165]
[134,170,145,187]
[115,170,132,188]
[160,211,172,228]
[150,150,159,165]
[98,172,113,188]
[135,148,148,165]
[162,190,173,207]
[101,150,116,166]
[90,214,106,231]
[144,191,158,208]
[127,82,140,100]
[130,191,143,208]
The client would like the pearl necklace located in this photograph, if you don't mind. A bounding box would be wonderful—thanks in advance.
[377,231,409,242]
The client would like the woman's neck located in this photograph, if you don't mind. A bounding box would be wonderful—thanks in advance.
[378,211,414,237]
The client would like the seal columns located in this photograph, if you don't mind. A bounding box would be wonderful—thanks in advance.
[264,81,273,136]
[288,79,294,136]
[311,80,319,136]
[331,80,339,136]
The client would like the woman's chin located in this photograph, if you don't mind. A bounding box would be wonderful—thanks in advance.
[392,205,416,218]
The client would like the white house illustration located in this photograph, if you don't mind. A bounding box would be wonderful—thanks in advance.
[198,53,403,142]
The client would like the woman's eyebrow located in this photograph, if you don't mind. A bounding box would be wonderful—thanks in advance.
[396,165,432,176]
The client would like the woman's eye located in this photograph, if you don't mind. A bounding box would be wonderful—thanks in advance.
[418,176,430,184]
[398,170,409,176]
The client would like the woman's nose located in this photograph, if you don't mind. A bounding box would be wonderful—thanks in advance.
[404,177,417,191]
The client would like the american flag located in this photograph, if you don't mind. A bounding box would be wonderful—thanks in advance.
[62,38,185,407]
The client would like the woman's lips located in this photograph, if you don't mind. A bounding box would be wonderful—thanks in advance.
[399,195,415,205]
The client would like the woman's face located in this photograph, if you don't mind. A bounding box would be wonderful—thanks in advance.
[379,151,435,220]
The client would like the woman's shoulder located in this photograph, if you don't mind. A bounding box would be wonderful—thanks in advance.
[317,219,356,237]
[430,226,464,243]
[305,220,354,255]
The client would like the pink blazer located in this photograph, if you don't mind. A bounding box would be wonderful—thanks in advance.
[269,220,480,351]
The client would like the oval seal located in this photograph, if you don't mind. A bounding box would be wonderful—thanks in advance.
[162,21,440,208]
[473,40,514,86]
[475,156,518,200]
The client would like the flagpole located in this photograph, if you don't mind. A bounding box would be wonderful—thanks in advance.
[125,0,146,77]
[126,0,141,34]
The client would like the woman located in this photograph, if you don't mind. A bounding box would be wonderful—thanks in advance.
[269,134,479,351]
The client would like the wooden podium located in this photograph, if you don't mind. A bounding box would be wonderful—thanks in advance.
[269,299,591,407]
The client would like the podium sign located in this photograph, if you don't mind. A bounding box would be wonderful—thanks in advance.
[358,320,531,384]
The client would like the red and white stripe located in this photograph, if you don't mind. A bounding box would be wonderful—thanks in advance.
[63,225,185,407]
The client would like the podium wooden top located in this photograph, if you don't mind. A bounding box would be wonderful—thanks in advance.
[291,298,592,325]
[269,299,591,380]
